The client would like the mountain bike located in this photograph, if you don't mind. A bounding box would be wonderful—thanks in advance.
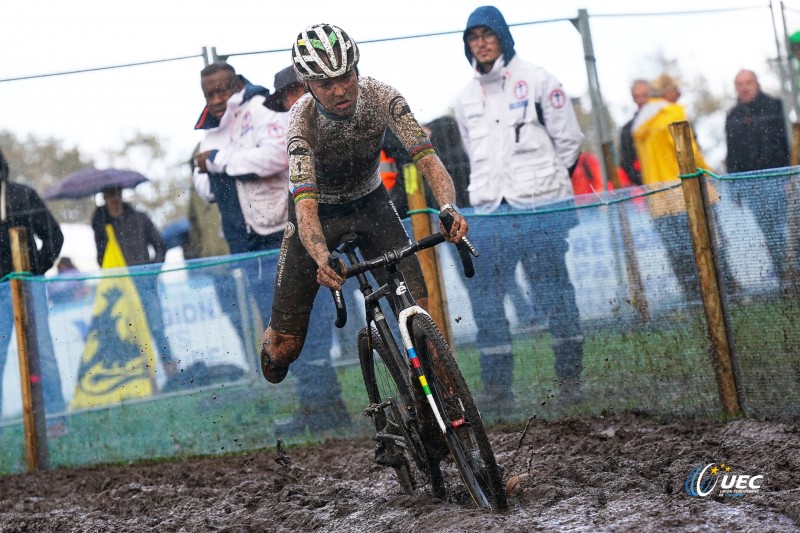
[327,214,507,511]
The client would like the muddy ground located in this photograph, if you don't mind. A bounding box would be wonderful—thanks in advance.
[0,412,797,532]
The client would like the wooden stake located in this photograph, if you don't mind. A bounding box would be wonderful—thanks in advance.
[402,164,453,348]
[668,122,741,417]
[786,123,800,283]
[600,142,650,322]
[9,227,48,470]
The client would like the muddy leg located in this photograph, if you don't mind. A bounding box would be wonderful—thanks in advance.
[260,328,304,384]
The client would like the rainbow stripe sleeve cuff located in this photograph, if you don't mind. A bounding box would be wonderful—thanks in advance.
[292,183,319,204]
[409,141,435,163]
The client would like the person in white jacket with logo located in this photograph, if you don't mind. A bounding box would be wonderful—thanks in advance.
[194,62,289,254]
[454,6,586,415]
[193,63,347,434]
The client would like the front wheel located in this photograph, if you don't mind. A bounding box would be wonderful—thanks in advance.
[359,326,435,496]
[410,314,508,511]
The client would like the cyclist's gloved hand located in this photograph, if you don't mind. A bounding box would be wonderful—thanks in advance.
[317,256,346,291]
[439,204,468,244]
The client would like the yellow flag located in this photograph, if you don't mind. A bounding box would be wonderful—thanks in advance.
[70,225,158,409]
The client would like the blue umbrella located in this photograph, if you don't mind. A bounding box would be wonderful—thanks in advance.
[44,167,149,200]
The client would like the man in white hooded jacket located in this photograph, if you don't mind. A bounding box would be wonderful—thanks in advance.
[454,5,586,413]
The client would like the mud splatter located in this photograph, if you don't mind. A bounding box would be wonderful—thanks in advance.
[0,412,796,532]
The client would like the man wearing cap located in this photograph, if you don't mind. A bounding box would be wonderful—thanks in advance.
[454,6,586,414]
[264,65,307,113]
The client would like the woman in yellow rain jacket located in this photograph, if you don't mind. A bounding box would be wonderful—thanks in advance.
[632,74,733,300]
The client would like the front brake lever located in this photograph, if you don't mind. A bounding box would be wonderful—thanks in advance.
[439,211,478,278]
[328,254,347,328]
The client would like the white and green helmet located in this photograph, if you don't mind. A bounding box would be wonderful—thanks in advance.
[292,24,360,81]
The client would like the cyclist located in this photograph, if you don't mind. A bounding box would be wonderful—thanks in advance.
[260,23,468,384]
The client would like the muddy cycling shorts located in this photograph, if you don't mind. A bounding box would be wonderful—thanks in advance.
[270,186,427,336]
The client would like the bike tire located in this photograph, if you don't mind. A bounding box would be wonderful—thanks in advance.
[410,314,508,511]
[359,326,434,496]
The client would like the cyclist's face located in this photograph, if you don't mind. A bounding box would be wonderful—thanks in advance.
[308,70,358,117]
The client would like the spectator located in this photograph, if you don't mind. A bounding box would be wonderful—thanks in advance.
[192,62,288,357]
[619,79,649,186]
[193,62,287,255]
[454,6,586,412]
[633,73,735,299]
[382,115,472,218]
[426,115,472,208]
[570,151,633,197]
[0,146,67,435]
[91,186,176,375]
[725,69,791,288]
[48,256,91,304]
[194,62,347,435]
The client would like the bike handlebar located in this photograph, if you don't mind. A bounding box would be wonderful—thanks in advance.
[440,211,477,279]
[327,211,479,328]
[341,211,478,279]
[328,255,348,328]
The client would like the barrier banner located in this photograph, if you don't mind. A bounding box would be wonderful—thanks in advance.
[70,226,157,409]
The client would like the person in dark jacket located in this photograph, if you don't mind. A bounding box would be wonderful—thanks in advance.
[618,79,649,186]
[91,186,175,371]
[381,115,472,218]
[726,70,789,173]
[725,69,791,287]
[0,147,67,428]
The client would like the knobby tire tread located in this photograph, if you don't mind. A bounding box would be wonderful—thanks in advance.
[410,314,508,511]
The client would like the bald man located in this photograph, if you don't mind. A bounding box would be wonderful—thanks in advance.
[725,69,791,288]
[619,79,650,185]
[726,69,788,173]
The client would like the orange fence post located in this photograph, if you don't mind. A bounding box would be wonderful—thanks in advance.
[600,142,649,322]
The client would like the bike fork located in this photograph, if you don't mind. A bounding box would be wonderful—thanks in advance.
[397,307,448,434]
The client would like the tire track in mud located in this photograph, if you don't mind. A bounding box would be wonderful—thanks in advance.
[0,413,797,532]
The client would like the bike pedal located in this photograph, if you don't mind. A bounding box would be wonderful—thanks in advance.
[375,452,405,468]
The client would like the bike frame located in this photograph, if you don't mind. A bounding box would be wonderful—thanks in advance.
[340,239,448,434]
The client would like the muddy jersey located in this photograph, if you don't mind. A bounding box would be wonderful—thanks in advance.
[286,76,435,205]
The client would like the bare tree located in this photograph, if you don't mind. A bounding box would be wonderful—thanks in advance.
[101,132,190,228]
[0,130,191,228]
[0,130,95,223]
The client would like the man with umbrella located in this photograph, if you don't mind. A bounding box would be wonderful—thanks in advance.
[0,146,67,434]
[91,185,176,374]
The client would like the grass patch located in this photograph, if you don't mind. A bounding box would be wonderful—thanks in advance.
[1,296,798,474]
